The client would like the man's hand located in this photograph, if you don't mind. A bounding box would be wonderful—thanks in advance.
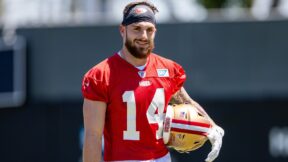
[205,125,224,162]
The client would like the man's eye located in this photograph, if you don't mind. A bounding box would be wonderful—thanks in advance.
[147,29,154,33]
[134,28,141,31]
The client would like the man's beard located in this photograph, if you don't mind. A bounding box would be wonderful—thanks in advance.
[125,37,154,59]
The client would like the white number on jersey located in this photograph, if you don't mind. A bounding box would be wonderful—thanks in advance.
[122,88,165,140]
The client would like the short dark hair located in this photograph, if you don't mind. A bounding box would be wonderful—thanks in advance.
[123,1,159,17]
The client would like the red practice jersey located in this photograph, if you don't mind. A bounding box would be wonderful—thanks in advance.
[82,53,186,161]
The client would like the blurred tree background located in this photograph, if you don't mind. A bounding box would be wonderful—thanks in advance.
[197,0,253,8]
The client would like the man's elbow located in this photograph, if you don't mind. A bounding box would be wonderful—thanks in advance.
[84,129,102,141]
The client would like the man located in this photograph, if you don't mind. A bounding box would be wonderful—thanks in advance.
[82,1,224,162]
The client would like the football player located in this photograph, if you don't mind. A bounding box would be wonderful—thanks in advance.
[82,1,224,162]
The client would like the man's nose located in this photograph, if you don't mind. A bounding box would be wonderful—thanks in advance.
[139,30,148,39]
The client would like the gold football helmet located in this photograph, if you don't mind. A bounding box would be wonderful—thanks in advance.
[163,104,212,153]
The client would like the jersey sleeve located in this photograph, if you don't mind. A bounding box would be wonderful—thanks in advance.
[81,70,109,102]
[171,62,186,94]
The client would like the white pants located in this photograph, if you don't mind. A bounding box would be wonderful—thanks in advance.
[106,152,171,162]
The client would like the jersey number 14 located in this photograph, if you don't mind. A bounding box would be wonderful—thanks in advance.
[122,88,165,141]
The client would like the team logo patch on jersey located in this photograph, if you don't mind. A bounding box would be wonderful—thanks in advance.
[139,80,151,87]
[157,69,169,77]
[138,71,146,78]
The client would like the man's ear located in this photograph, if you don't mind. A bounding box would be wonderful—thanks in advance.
[119,25,125,37]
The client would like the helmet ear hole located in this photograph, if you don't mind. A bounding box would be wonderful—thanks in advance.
[197,112,203,117]
[184,113,188,120]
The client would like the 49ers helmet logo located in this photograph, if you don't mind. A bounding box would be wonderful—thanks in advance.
[134,8,148,14]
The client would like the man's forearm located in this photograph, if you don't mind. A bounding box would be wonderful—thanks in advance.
[169,87,215,125]
[83,134,102,162]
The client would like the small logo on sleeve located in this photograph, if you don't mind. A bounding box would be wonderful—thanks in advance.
[84,79,90,87]
[157,69,169,77]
